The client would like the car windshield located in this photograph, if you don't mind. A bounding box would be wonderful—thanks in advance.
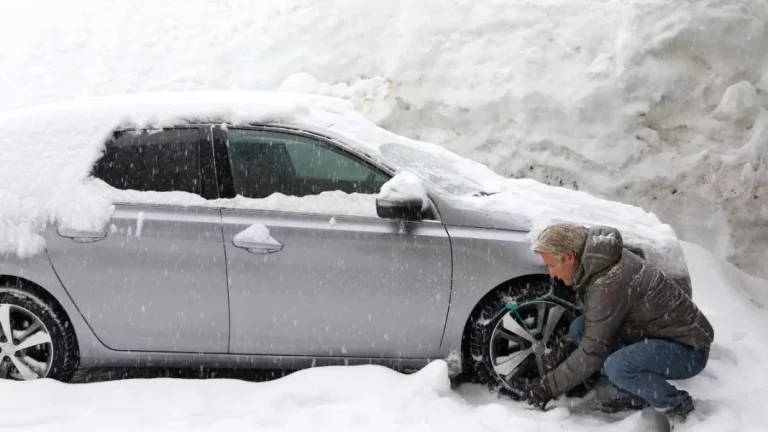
[378,142,491,197]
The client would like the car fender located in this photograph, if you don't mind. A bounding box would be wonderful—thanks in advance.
[438,225,549,375]
[0,249,105,366]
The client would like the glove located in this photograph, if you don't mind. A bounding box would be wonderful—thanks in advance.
[520,377,553,411]
[541,335,575,373]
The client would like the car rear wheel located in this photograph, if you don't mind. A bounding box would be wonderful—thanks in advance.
[467,279,579,399]
[0,286,78,381]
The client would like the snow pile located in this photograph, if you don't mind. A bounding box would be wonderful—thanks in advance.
[2,0,766,276]
[712,81,763,127]
[662,242,768,430]
[0,242,765,430]
[0,91,684,277]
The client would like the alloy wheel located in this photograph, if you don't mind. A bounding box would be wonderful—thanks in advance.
[488,300,573,383]
[0,303,54,380]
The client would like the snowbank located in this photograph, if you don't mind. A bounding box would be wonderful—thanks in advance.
[5,0,762,275]
[0,242,764,430]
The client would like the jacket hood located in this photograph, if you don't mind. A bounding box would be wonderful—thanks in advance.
[573,226,624,292]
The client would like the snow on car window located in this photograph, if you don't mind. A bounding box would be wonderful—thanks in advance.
[378,143,486,196]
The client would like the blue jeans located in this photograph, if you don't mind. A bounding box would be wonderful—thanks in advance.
[569,315,709,411]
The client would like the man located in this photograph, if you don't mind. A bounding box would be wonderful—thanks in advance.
[522,224,714,421]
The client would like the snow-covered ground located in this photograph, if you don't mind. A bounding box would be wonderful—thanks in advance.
[1,0,766,278]
[0,241,764,431]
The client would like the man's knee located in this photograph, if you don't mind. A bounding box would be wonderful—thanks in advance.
[603,351,624,381]
[569,315,585,344]
[603,348,641,383]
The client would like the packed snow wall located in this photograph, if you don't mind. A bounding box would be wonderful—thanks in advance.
[1,0,766,278]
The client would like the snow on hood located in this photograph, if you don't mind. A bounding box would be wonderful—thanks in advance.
[0,91,684,276]
[457,178,687,276]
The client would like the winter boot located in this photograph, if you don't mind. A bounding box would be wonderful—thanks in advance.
[591,388,650,413]
[661,397,695,424]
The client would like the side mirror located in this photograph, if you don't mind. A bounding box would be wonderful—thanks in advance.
[376,197,424,221]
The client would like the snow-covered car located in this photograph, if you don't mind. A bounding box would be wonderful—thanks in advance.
[0,92,691,395]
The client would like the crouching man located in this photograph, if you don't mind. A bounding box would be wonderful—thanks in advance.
[523,224,714,421]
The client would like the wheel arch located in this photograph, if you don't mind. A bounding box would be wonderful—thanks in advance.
[457,273,554,375]
[0,274,81,357]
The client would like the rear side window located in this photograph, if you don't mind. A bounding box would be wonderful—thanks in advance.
[93,128,202,195]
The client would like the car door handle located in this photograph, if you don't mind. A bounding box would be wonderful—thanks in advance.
[58,227,107,243]
[232,238,284,254]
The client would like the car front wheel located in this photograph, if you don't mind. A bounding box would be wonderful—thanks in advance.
[0,286,79,381]
[467,279,579,398]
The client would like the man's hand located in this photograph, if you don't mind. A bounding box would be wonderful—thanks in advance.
[516,377,553,411]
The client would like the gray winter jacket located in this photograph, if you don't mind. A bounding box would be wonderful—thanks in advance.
[544,226,715,397]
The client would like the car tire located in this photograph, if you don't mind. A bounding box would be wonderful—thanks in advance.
[0,286,79,381]
[466,278,579,399]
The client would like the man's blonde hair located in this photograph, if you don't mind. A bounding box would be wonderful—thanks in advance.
[532,223,588,259]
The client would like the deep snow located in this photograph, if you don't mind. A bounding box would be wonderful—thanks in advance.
[0,0,766,278]
[0,241,764,431]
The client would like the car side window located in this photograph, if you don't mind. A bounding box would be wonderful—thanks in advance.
[226,129,390,199]
[93,128,202,195]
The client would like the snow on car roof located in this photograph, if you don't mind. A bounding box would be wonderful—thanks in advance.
[0,91,685,276]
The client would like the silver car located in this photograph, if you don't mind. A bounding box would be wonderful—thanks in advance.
[0,117,690,397]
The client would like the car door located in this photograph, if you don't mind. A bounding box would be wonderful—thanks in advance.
[45,126,231,353]
[216,126,453,358]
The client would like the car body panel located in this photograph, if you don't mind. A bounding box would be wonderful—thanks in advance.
[68,349,434,372]
[430,200,494,229]
[438,225,550,369]
[221,208,452,358]
[45,204,230,353]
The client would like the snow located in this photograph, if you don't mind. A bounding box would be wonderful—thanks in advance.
[378,171,429,210]
[0,91,685,277]
[2,0,764,274]
[0,242,763,431]
[105,184,380,218]
[0,91,371,258]
[454,178,685,276]
[216,193,378,218]
[712,81,762,127]
[0,1,763,429]
[233,224,276,245]
[134,211,145,237]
